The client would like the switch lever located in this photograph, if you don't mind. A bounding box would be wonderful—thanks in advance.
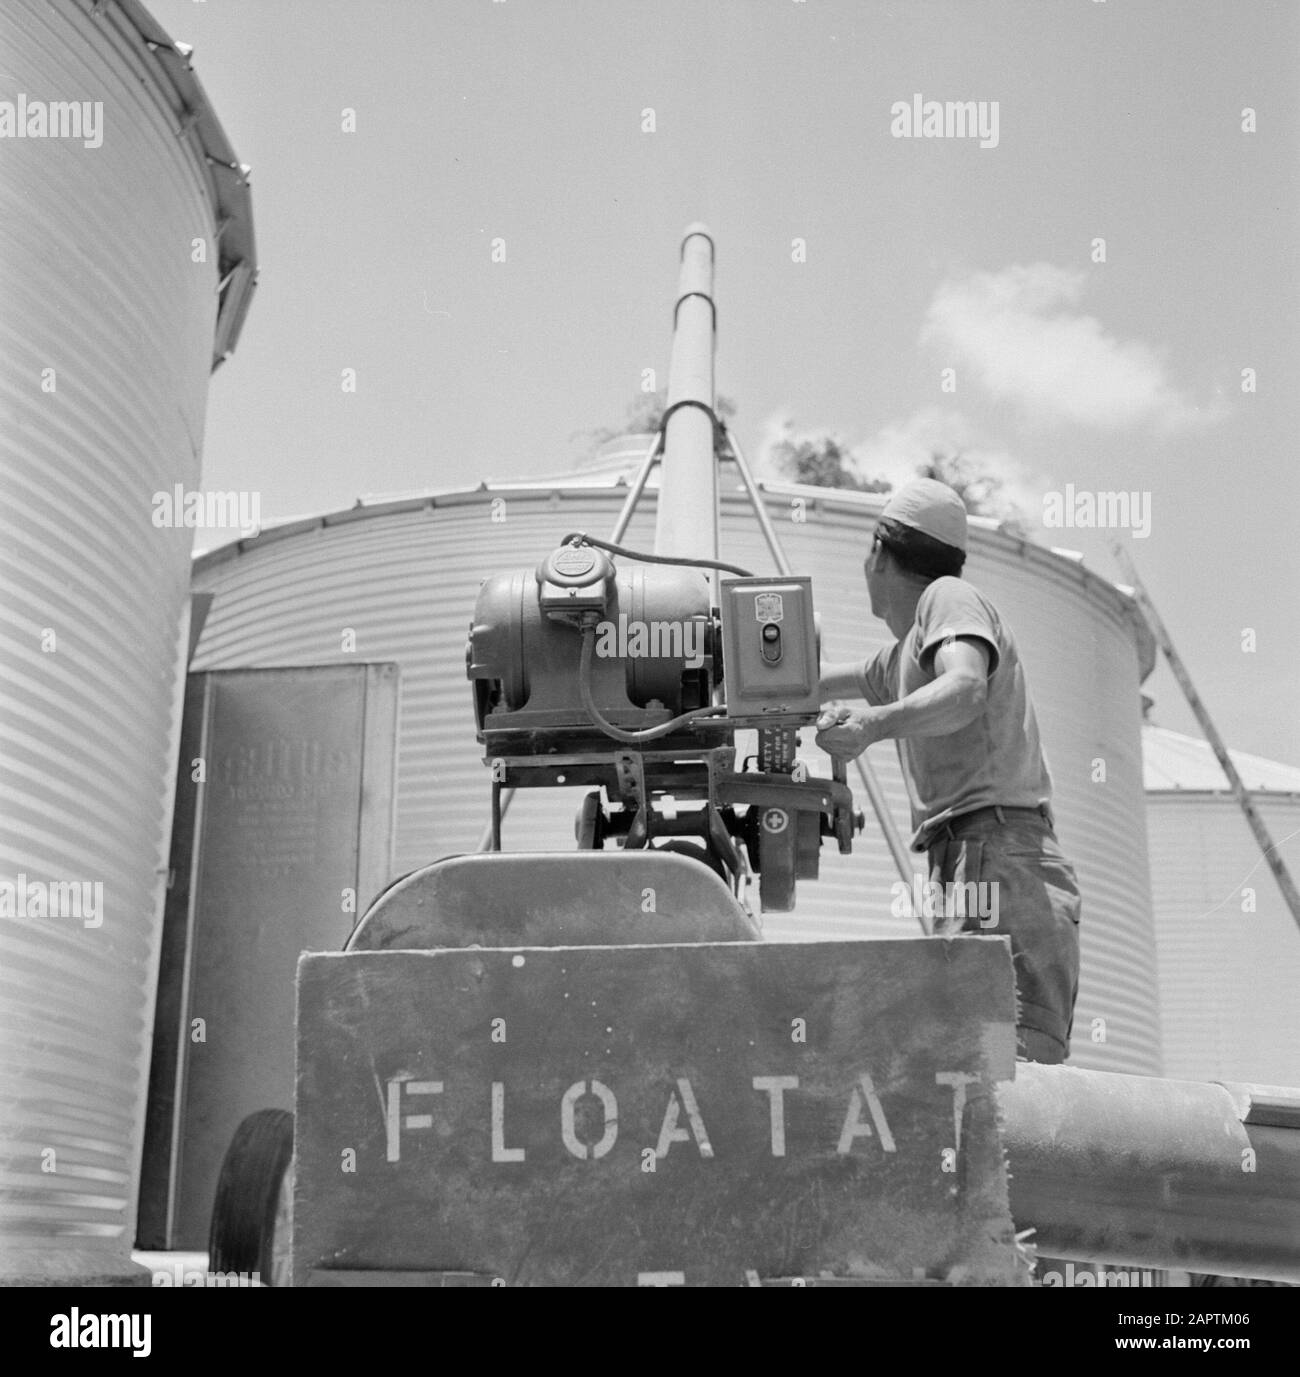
[760,623,782,664]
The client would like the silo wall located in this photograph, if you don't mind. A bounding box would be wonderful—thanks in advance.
[0,0,249,1281]
[1146,793,1300,1086]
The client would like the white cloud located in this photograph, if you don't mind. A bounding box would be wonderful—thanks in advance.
[856,409,1043,513]
[753,406,797,478]
[921,263,1213,430]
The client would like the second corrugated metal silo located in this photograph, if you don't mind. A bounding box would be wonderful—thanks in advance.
[0,0,254,1281]
[191,464,1161,1077]
[1142,725,1300,1087]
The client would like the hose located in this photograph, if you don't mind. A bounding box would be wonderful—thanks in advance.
[558,532,753,580]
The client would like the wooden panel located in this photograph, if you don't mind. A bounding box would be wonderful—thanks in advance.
[137,674,213,1248]
[295,938,1023,1286]
[357,663,399,917]
[138,664,398,1248]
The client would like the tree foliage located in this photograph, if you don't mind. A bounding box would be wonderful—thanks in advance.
[585,399,1030,539]
[917,449,1029,537]
[773,429,1030,537]
[581,390,737,451]
[771,432,891,493]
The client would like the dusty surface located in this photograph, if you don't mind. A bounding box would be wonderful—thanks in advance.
[295,937,1025,1286]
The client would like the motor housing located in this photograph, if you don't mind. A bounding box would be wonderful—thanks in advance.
[467,551,715,739]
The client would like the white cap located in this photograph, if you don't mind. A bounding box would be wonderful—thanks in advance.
[879,478,967,553]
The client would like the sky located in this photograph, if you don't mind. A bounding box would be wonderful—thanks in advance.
[153,0,1299,764]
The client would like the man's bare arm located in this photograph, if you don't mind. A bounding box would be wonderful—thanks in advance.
[872,641,988,738]
[820,661,867,700]
[816,638,990,759]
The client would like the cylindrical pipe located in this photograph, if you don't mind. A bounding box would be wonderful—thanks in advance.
[1000,1063,1300,1282]
[724,431,793,577]
[477,787,515,852]
[608,432,662,546]
[852,756,927,933]
[654,224,718,573]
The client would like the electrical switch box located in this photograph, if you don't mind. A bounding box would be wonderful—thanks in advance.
[719,576,821,722]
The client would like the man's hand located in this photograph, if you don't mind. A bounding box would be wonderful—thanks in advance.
[815,705,888,761]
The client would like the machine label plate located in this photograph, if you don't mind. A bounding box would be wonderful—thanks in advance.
[754,593,784,622]
[295,939,1021,1286]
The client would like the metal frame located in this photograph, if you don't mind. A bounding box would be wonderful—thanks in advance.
[481,414,919,921]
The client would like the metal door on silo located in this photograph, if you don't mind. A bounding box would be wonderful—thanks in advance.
[137,663,399,1250]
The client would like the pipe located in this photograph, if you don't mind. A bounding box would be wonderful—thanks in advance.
[851,755,927,934]
[608,431,662,546]
[1000,1063,1300,1282]
[722,429,793,578]
[654,224,718,580]
[476,787,515,852]
[1111,541,1300,936]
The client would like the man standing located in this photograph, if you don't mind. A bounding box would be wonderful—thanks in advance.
[816,478,1081,1063]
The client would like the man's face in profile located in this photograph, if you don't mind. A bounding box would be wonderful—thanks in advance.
[864,531,888,619]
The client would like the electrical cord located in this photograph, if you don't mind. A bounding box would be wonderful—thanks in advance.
[578,622,726,743]
[559,532,753,579]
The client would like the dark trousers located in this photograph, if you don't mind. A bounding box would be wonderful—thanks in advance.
[926,805,1081,1063]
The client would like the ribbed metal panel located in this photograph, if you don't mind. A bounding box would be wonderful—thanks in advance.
[0,0,231,1278]
[1146,794,1300,1087]
[192,478,1161,1076]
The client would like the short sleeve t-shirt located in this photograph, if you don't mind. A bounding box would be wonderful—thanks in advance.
[857,576,1053,851]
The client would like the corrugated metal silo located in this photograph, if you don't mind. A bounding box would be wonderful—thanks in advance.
[0,0,254,1282]
[191,461,1162,1078]
[1143,726,1300,1087]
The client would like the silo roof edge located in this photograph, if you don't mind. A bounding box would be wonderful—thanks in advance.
[190,476,1159,682]
[111,0,257,370]
[1143,724,1300,793]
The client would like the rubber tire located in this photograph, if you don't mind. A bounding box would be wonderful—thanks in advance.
[209,1108,293,1285]
[758,822,798,912]
[655,838,729,880]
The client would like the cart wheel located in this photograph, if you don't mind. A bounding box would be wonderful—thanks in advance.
[209,1108,294,1286]
[758,813,798,912]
